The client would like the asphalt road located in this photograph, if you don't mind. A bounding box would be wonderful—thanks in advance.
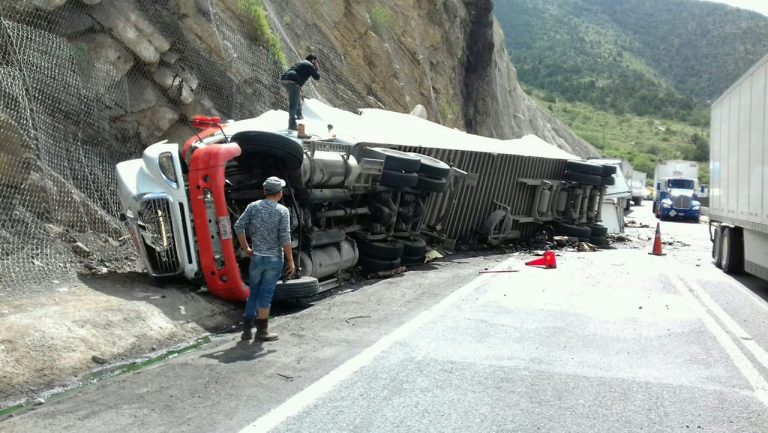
[3,201,768,433]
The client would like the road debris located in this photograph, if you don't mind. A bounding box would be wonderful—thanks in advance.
[91,355,108,364]
[345,315,371,325]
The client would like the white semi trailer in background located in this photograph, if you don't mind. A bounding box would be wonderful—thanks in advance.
[631,171,647,206]
[710,52,768,280]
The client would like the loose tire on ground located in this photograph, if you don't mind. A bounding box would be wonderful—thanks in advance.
[364,148,421,172]
[566,160,604,176]
[273,277,320,301]
[564,171,602,186]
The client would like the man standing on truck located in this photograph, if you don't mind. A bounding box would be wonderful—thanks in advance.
[280,54,320,131]
[234,177,296,341]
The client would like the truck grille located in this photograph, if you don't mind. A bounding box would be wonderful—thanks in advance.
[673,195,692,209]
[137,196,181,275]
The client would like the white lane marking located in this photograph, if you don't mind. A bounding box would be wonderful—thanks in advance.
[675,274,768,375]
[669,273,768,407]
[238,256,518,433]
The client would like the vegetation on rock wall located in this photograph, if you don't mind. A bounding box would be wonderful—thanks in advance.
[238,0,287,66]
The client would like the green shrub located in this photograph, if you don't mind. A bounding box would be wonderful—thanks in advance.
[371,3,391,31]
[238,0,287,66]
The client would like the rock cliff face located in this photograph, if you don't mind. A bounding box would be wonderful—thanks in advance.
[0,0,597,291]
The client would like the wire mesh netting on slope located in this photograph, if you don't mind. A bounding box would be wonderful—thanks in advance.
[0,0,317,298]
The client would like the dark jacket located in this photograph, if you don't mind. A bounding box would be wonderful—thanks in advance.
[280,60,320,86]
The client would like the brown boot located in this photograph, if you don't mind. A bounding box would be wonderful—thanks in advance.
[255,318,278,341]
[241,318,254,340]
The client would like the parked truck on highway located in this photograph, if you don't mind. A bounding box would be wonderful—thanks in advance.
[652,160,701,222]
[631,171,647,206]
[710,53,768,280]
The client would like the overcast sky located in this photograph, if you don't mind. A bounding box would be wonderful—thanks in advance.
[701,0,768,16]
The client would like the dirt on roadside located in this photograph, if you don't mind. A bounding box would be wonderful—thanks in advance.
[0,273,241,406]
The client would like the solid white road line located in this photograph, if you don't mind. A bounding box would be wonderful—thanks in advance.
[237,256,519,433]
[669,273,768,408]
[678,274,768,372]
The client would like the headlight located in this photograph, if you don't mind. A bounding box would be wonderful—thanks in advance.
[692,205,701,210]
[661,199,672,208]
[158,152,178,187]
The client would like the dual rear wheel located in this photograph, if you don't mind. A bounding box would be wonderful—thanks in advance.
[712,225,743,274]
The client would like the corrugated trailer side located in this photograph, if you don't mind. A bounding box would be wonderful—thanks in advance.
[394,145,567,243]
[710,52,768,280]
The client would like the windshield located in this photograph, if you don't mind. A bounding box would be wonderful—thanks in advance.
[667,179,694,189]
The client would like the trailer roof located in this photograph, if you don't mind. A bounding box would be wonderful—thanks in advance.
[243,99,579,160]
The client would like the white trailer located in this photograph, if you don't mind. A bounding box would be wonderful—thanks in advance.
[710,52,768,280]
[631,171,647,206]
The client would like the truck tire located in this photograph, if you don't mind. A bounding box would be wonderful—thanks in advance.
[589,236,607,246]
[364,148,421,172]
[415,175,447,193]
[601,164,617,176]
[553,221,592,238]
[232,131,304,171]
[566,160,604,176]
[358,255,402,272]
[588,224,608,237]
[712,225,723,269]
[398,237,427,257]
[402,254,426,266]
[357,239,404,260]
[564,171,601,186]
[633,197,643,206]
[273,277,320,301]
[410,153,451,178]
[380,169,418,188]
[720,226,744,274]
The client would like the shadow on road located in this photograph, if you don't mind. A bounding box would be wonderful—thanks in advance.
[732,273,768,304]
[201,340,276,364]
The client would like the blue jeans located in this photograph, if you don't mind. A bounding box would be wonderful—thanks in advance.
[282,81,301,130]
[244,255,284,319]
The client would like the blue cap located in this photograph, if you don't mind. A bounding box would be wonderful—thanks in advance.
[263,176,286,194]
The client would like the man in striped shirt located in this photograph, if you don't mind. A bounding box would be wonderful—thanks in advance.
[234,176,296,341]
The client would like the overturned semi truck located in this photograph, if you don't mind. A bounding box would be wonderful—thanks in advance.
[116,100,615,303]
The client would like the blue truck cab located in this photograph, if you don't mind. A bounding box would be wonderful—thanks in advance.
[653,177,701,222]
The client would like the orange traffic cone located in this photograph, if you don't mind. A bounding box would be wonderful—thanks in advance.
[526,250,558,269]
[649,222,666,256]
